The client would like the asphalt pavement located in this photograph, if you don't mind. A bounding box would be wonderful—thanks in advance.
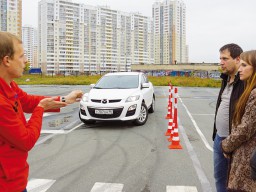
[19,85,219,192]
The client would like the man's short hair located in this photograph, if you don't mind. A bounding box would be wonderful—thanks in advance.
[219,43,243,59]
[0,32,22,62]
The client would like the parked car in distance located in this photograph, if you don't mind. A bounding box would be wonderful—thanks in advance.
[79,72,155,126]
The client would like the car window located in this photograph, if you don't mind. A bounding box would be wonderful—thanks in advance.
[94,75,139,89]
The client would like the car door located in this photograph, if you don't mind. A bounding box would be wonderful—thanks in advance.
[140,74,153,108]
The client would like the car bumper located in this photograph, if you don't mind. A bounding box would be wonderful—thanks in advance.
[79,100,142,121]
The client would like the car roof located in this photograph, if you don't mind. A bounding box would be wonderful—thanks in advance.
[104,72,142,76]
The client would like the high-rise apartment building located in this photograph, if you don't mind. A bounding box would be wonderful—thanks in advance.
[153,0,187,64]
[38,0,153,74]
[22,25,38,68]
[0,0,22,38]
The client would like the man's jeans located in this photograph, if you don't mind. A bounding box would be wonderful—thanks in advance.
[22,189,27,192]
[213,134,228,192]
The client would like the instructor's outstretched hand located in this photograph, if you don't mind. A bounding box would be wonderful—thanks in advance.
[65,90,83,104]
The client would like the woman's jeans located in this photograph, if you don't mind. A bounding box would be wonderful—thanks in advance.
[213,134,228,192]
[22,189,27,192]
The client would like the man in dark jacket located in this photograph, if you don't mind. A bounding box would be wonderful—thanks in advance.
[213,43,244,192]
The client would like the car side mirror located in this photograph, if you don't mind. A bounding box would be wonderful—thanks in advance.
[141,83,150,89]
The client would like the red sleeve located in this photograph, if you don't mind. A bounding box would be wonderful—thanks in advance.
[0,102,44,151]
[13,84,60,113]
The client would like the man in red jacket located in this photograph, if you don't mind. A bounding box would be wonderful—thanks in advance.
[0,32,83,192]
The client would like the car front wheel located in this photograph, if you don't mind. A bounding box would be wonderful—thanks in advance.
[148,96,155,113]
[133,102,148,126]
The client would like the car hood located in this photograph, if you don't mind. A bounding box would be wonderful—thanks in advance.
[88,88,140,100]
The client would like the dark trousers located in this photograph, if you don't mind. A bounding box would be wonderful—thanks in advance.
[213,134,228,192]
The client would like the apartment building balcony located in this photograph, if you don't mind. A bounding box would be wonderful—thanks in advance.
[65,17,74,21]
[65,33,73,37]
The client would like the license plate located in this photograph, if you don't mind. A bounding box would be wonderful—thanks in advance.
[95,109,113,115]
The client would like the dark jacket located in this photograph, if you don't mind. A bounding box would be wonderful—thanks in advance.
[212,73,244,141]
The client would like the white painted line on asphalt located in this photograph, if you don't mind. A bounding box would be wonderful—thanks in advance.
[162,87,212,191]
[179,120,213,192]
[36,123,84,145]
[41,130,65,134]
[27,179,55,192]
[179,97,213,152]
[90,182,124,192]
[64,123,84,134]
[166,186,198,192]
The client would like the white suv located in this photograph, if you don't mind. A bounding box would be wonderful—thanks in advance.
[79,72,155,126]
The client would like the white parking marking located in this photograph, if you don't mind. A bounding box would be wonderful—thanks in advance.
[166,186,198,192]
[36,123,83,145]
[179,97,213,152]
[179,121,213,192]
[163,87,212,191]
[90,182,124,192]
[41,130,65,134]
[27,179,55,192]
[27,179,201,192]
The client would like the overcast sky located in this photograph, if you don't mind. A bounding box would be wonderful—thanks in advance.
[22,0,256,63]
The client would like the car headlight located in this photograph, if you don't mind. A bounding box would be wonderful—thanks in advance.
[126,95,140,102]
[82,95,89,102]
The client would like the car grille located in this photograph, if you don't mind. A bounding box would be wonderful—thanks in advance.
[109,99,121,103]
[91,99,101,103]
[91,99,121,103]
[87,107,123,118]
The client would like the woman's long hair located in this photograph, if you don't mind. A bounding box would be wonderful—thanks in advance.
[233,50,256,126]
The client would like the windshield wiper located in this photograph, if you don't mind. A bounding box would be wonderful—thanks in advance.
[93,86,103,89]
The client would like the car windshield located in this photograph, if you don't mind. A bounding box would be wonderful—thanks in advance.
[94,75,139,89]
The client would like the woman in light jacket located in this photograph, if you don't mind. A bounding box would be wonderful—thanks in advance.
[222,50,256,192]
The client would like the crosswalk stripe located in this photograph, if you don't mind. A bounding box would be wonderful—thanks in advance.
[27,179,198,192]
[166,186,198,192]
[90,182,124,192]
[27,179,56,192]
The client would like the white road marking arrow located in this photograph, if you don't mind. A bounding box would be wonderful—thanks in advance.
[27,179,56,192]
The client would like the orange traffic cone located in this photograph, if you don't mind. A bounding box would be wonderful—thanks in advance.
[168,84,173,93]
[165,102,172,119]
[165,119,173,136]
[168,127,182,149]
[167,128,174,142]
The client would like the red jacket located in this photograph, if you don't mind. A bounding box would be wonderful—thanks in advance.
[0,78,59,192]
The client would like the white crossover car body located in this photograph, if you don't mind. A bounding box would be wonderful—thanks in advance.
[79,72,155,125]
